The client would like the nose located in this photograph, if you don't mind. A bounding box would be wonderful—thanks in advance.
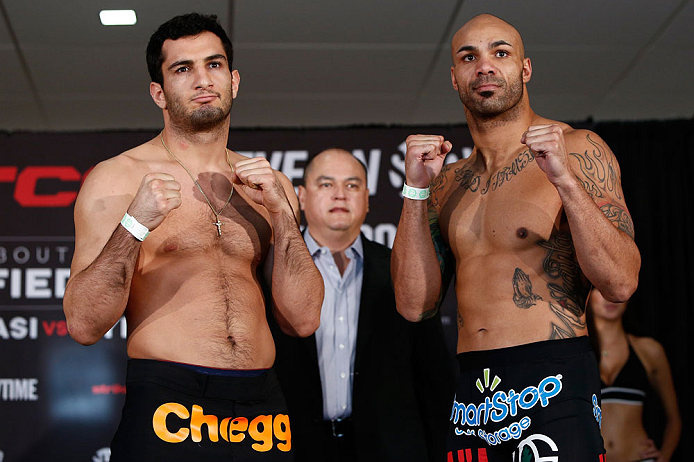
[193,67,213,89]
[332,184,347,200]
[475,55,497,76]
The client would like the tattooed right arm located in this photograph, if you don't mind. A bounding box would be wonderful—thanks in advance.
[392,165,452,322]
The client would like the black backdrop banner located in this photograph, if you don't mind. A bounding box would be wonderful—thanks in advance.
[0,120,691,461]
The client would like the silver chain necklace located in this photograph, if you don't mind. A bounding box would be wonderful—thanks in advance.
[160,133,234,236]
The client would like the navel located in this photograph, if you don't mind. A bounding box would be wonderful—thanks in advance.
[516,227,528,239]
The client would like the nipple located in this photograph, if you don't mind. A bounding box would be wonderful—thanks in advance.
[164,243,179,252]
[516,227,528,239]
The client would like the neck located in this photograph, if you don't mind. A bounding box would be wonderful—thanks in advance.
[162,119,230,165]
[465,95,536,168]
[594,317,626,348]
[309,227,359,254]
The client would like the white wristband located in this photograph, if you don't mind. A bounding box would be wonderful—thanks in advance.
[402,183,430,200]
[120,213,150,241]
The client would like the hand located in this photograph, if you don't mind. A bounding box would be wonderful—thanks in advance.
[638,438,661,461]
[404,134,453,188]
[233,157,291,214]
[127,173,181,230]
[521,124,573,186]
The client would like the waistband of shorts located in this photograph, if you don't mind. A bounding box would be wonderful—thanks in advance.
[125,358,280,400]
[456,336,592,369]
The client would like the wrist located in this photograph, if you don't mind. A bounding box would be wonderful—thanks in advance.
[553,173,582,194]
[402,183,430,200]
[268,204,299,226]
[120,212,150,241]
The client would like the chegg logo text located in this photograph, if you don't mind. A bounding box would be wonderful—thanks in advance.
[152,403,291,452]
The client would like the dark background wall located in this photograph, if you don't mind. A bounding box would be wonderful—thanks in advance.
[1,120,691,461]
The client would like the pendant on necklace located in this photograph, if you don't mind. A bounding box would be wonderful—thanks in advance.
[213,219,224,236]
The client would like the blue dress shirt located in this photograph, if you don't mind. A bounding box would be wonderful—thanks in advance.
[304,229,364,421]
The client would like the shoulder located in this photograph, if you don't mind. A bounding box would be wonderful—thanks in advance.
[629,334,668,373]
[78,142,155,201]
[562,127,615,159]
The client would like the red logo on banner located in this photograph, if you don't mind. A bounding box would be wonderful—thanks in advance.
[92,384,126,395]
[0,165,92,207]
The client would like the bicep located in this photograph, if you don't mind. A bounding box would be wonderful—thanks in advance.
[70,166,134,275]
[568,132,635,238]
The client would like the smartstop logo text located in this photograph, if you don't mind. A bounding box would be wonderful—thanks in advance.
[450,368,563,446]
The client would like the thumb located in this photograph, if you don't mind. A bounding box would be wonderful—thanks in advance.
[442,140,453,155]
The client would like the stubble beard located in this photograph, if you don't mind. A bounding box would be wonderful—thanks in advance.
[165,88,233,133]
[458,70,524,120]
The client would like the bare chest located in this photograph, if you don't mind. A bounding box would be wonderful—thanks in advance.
[141,189,272,266]
[438,162,563,258]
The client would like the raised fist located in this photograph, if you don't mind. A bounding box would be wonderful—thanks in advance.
[404,134,453,188]
[127,172,182,230]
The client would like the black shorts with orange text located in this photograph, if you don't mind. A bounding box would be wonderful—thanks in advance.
[110,359,293,461]
[446,337,605,462]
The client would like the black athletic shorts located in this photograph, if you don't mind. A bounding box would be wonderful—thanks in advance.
[110,359,293,461]
[446,337,606,462]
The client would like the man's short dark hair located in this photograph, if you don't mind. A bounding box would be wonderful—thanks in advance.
[146,13,233,85]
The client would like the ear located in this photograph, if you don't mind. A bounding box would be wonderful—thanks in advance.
[365,189,370,213]
[450,66,459,91]
[522,57,532,84]
[297,185,306,211]
[231,70,240,99]
[150,82,167,109]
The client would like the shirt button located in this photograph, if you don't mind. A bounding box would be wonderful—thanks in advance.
[329,265,334,269]
[339,344,345,349]
[339,316,344,322]
[340,372,346,379]
[341,404,347,410]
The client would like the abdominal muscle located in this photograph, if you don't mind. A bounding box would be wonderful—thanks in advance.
[124,252,275,370]
[601,402,650,462]
[454,253,589,353]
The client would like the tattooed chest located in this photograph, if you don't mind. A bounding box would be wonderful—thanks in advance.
[453,150,535,195]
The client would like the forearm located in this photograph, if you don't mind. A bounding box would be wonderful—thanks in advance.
[391,199,442,321]
[556,176,640,301]
[269,209,323,337]
[659,416,682,460]
[63,225,141,345]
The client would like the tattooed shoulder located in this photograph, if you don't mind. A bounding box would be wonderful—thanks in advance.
[568,132,623,200]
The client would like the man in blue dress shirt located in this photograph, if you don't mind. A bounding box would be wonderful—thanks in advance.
[268,148,454,461]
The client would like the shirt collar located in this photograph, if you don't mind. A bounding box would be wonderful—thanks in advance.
[304,227,363,260]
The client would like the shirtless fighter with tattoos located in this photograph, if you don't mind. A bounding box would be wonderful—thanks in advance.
[391,14,640,461]
[62,13,323,461]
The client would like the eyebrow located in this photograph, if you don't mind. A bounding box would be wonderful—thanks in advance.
[167,54,228,71]
[456,40,513,54]
[315,175,363,183]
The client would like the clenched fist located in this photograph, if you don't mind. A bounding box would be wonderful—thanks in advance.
[521,124,572,187]
[404,134,453,188]
[233,157,291,214]
[127,173,182,230]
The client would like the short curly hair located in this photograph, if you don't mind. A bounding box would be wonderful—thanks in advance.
[146,13,233,85]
